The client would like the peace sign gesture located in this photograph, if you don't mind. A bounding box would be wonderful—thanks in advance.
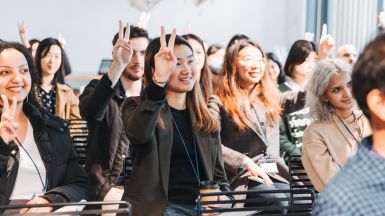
[152,26,177,86]
[112,20,133,69]
[108,20,133,86]
[0,95,17,144]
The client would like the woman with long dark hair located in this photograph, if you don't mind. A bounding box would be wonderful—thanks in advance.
[121,28,230,216]
[33,38,80,120]
[182,34,213,102]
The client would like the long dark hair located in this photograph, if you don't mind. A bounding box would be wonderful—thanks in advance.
[144,35,219,133]
[182,34,213,102]
[284,40,317,77]
[35,38,65,85]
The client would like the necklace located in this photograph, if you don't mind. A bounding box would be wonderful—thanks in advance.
[336,112,363,144]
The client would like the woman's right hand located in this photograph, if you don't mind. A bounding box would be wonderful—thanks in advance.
[152,26,177,85]
[246,160,273,186]
[0,95,17,144]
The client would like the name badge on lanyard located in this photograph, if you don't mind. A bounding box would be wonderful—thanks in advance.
[259,157,278,173]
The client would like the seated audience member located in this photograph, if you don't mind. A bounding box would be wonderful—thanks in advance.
[266,52,285,85]
[313,33,385,216]
[79,22,149,202]
[183,34,213,102]
[337,44,358,65]
[302,59,371,192]
[279,40,317,163]
[208,40,306,212]
[34,38,80,120]
[0,41,89,213]
[206,43,225,93]
[121,27,231,216]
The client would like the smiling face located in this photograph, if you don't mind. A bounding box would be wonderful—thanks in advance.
[236,45,265,89]
[0,48,31,104]
[267,59,280,81]
[167,44,197,93]
[40,45,62,76]
[187,38,205,74]
[323,72,354,117]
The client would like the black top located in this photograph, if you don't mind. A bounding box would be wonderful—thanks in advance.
[37,86,56,114]
[168,106,205,205]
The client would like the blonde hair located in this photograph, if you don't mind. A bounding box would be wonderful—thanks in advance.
[306,59,352,121]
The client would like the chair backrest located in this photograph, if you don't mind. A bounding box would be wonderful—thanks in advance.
[123,153,133,187]
[288,155,318,194]
[68,119,89,167]
[0,201,132,215]
[197,188,316,215]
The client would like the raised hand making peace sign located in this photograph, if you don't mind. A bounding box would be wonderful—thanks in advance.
[152,26,177,86]
[108,20,133,86]
[0,95,17,145]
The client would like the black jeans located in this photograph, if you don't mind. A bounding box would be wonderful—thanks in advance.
[163,201,197,216]
[245,180,289,214]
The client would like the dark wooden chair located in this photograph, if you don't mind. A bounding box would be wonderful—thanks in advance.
[68,119,89,167]
[288,154,318,197]
[197,188,316,215]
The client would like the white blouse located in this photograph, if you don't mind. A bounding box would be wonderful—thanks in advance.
[10,120,47,200]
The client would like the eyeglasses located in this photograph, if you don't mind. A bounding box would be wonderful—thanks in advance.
[238,57,265,65]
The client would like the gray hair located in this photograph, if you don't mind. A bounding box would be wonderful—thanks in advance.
[306,59,352,121]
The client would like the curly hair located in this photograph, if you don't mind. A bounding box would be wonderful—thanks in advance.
[0,41,41,107]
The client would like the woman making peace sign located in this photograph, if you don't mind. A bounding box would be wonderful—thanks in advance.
[121,27,231,216]
[0,41,89,213]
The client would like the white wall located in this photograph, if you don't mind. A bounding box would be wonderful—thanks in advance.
[0,0,306,74]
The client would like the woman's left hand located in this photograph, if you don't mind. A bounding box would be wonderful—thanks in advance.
[20,197,53,213]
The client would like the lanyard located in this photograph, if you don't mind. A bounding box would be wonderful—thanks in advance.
[15,137,47,193]
[336,112,362,144]
[172,117,200,186]
[252,106,269,146]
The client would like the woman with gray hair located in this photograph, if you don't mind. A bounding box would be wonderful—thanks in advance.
[301,59,371,192]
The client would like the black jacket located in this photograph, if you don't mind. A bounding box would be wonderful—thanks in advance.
[79,75,129,200]
[0,102,90,205]
[121,81,231,216]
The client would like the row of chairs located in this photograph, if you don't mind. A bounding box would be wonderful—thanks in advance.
[0,201,131,215]
[197,188,316,215]
[68,120,318,214]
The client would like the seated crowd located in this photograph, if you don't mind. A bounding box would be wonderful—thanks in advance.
[0,16,384,216]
